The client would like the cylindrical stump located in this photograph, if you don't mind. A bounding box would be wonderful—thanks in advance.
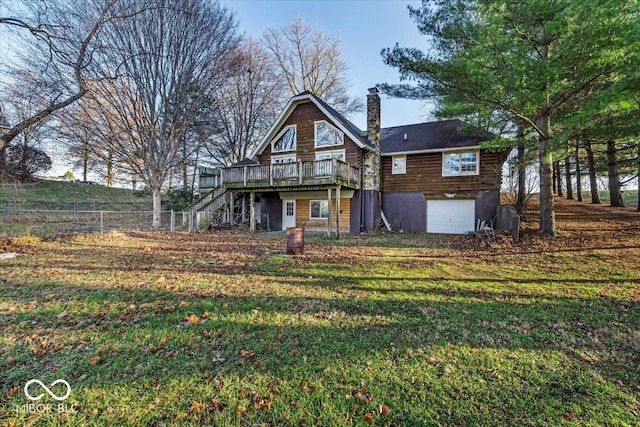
[285,227,304,255]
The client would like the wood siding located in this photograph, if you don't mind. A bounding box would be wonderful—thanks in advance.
[295,198,351,233]
[259,101,364,167]
[381,150,506,198]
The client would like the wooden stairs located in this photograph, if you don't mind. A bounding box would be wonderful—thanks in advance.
[182,186,229,231]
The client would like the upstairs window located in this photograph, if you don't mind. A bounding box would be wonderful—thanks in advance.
[443,150,479,176]
[272,125,296,153]
[315,149,345,161]
[392,155,406,175]
[314,121,344,148]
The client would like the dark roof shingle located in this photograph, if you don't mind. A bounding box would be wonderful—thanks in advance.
[381,119,493,154]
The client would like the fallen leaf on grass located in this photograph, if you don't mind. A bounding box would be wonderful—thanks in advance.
[183,314,200,325]
[178,301,190,308]
[364,412,375,424]
[8,386,20,397]
[89,356,102,365]
[378,404,391,416]
[56,311,68,319]
[302,384,316,395]
[210,398,225,412]
[240,349,255,358]
[250,393,272,410]
[352,389,372,404]
[189,400,206,415]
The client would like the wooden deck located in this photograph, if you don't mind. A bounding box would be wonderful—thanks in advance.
[221,159,360,190]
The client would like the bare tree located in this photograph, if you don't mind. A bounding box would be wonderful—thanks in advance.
[85,0,239,228]
[57,93,125,185]
[263,18,362,115]
[503,147,539,217]
[0,69,53,178]
[0,0,133,162]
[204,38,286,166]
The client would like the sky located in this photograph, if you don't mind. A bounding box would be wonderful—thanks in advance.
[221,0,435,130]
[2,0,436,180]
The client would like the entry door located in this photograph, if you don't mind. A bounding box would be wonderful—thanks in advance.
[282,200,296,230]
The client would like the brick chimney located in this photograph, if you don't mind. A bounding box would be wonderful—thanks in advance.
[362,87,382,231]
[364,87,381,191]
[367,87,381,150]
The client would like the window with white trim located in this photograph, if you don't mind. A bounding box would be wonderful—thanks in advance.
[271,154,296,164]
[443,151,479,176]
[314,121,344,148]
[272,125,296,152]
[315,149,346,161]
[392,155,406,175]
[310,200,329,219]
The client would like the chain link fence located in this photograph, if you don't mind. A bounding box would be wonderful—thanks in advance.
[0,208,188,239]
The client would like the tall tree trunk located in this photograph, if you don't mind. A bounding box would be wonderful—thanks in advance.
[564,155,573,200]
[584,139,600,204]
[552,160,557,194]
[538,115,556,236]
[82,142,89,182]
[0,146,6,177]
[191,148,200,190]
[132,171,137,190]
[554,160,563,197]
[152,187,162,229]
[516,126,526,213]
[575,141,583,202]
[606,140,625,207]
[182,137,189,190]
[106,149,113,187]
[19,134,29,178]
[637,141,640,211]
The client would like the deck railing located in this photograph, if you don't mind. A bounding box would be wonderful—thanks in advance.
[221,159,360,189]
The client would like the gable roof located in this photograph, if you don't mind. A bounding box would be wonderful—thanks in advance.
[307,92,371,148]
[250,91,371,158]
[380,119,493,155]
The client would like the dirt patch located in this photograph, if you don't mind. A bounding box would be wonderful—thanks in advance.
[518,196,640,249]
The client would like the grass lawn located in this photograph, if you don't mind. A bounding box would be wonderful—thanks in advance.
[582,189,638,208]
[0,180,152,210]
[1,198,639,426]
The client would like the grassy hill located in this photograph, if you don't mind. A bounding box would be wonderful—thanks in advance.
[0,179,152,210]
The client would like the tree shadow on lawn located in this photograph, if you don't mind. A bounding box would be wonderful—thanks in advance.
[2,235,639,424]
[2,277,638,385]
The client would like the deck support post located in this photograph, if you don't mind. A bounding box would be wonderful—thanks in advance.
[327,188,332,237]
[249,191,255,233]
[299,161,303,185]
[241,193,247,225]
[336,185,341,239]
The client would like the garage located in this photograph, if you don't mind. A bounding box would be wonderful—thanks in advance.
[426,199,475,234]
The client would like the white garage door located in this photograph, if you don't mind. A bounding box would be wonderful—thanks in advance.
[427,199,475,234]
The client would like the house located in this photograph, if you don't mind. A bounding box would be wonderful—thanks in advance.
[188,88,508,234]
